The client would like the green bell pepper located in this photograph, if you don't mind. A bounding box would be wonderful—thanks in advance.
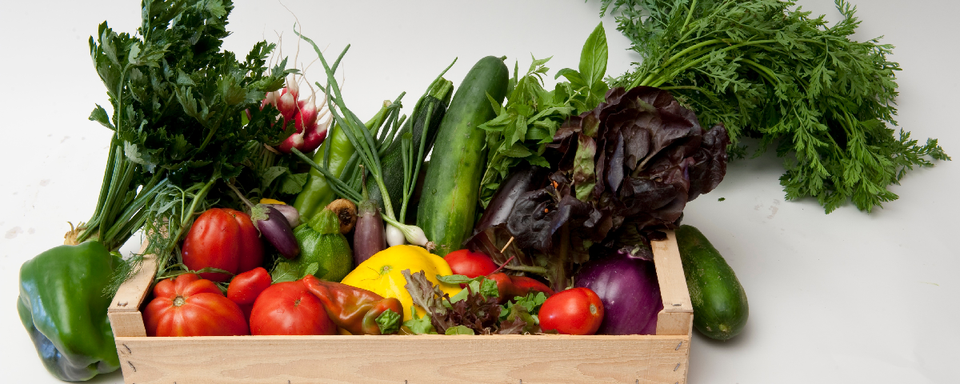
[17,241,122,382]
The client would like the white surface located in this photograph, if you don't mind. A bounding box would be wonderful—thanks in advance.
[2,1,957,383]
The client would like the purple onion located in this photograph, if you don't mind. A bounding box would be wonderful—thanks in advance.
[574,251,662,335]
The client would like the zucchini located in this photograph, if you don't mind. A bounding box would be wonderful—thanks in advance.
[367,77,453,220]
[416,56,509,256]
[675,224,749,341]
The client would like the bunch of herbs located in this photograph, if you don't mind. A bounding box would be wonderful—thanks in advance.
[598,0,949,212]
[84,0,298,284]
[477,23,611,208]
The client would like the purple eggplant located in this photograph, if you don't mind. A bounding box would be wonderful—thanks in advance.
[262,203,301,228]
[250,204,300,259]
[574,250,662,335]
[352,199,386,265]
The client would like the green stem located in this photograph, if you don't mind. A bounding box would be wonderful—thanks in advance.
[291,147,363,203]
[400,133,412,220]
[400,102,435,221]
[643,39,783,88]
[503,265,549,275]
[162,178,217,255]
[101,173,166,248]
[303,33,401,220]
[738,58,779,86]
[85,139,119,231]
[680,0,699,34]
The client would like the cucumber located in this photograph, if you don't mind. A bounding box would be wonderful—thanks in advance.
[416,56,509,257]
[675,224,749,341]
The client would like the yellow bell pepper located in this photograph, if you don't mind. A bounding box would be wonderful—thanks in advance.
[341,245,461,322]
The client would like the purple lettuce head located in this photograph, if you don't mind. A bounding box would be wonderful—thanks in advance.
[484,87,728,290]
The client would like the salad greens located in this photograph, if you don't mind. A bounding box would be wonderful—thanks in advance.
[402,270,542,335]
[598,0,949,212]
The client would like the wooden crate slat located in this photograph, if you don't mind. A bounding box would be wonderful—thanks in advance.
[115,334,691,384]
[652,230,693,336]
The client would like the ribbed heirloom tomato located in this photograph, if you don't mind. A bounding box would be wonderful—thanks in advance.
[249,280,337,335]
[182,208,264,282]
[143,274,249,337]
[538,287,605,335]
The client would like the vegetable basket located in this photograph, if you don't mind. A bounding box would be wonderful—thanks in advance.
[108,231,693,384]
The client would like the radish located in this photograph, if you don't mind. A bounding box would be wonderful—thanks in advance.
[277,90,298,121]
[271,76,332,154]
[261,90,280,110]
[277,74,299,120]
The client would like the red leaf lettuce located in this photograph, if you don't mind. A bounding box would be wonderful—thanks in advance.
[470,87,728,290]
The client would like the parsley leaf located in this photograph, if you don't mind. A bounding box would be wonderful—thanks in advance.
[85,0,296,281]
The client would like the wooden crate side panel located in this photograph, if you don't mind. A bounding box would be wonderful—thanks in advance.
[108,253,158,337]
[115,334,691,384]
[109,311,147,338]
[652,231,693,336]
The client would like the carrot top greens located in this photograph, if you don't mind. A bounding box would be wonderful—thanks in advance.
[600,0,949,212]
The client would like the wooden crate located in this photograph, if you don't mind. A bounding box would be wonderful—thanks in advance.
[108,231,693,384]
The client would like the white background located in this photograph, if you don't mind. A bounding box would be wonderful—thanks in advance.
[2,1,958,383]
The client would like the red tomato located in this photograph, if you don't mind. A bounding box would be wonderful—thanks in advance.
[538,287,604,335]
[227,267,272,305]
[249,281,337,335]
[182,208,264,282]
[444,249,498,278]
[143,274,249,337]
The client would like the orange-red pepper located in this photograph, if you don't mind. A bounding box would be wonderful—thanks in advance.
[301,275,403,335]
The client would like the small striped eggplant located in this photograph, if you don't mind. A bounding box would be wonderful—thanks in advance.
[262,203,301,228]
[250,204,300,259]
[353,199,386,265]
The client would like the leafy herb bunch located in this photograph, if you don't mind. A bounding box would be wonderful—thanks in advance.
[84,0,297,277]
[599,0,949,212]
[477,23,612,208]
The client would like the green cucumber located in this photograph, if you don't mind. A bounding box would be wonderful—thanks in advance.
[416,56,509,256]
[675,224,749,341]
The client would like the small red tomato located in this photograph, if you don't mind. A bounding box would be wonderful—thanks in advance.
[182,208,264,281]
[143,274,249,337]
[444,249,498,278]
[538,287,604,335]
[249,281,337,335]
[227,267,272,306]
